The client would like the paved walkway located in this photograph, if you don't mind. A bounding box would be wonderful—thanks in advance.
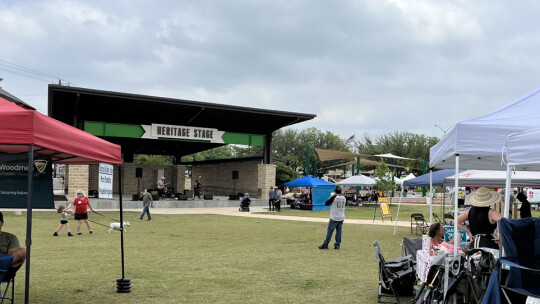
[119,206,411,227]
[2,205,411,227]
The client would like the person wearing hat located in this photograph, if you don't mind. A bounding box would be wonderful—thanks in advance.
[0,212,26,268]
[457,187,503,249]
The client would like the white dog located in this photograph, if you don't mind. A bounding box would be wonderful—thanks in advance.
[109,221,130,233]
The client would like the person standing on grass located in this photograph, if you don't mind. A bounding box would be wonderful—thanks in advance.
[268,187,275,211]
[319,187,346,250]
[66,189,95,235]
[139,188,154,221]
[53,205,73,236]
[275,187,283,212]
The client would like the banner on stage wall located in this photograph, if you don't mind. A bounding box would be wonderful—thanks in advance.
[378,197,392,218]
[98,163,113,199]
[0,154,53,209]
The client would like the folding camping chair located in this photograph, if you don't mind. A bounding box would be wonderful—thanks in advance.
[497,218,540,303]
[401,237,422,265]
[1,263,22,304]
[0,255,14,304]
[373,241,415,304]
[432,213,441,223]
[410,213,429,236]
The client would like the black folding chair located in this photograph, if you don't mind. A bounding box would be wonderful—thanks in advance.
[373,241,415,304]
[1,263,22,304]
[401,237,422,265]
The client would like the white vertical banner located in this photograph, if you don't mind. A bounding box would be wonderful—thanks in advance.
[98,163,113,199]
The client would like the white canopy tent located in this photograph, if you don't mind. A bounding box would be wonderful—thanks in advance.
[503,127,540,218]
[430,85,540,170]
[336,174,376,186]
[395,173,416,185]
[430,85,540,254]
[444,170,540,187]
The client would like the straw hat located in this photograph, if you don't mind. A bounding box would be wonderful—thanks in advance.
[466,187,501,207]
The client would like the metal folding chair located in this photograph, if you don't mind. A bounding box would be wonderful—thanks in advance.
[410,213,429,236]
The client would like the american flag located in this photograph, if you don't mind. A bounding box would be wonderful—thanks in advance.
[346,134,355,143]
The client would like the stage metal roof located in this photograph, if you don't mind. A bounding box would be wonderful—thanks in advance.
[48,85,316,157]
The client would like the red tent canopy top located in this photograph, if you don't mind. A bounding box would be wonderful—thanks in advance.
[0,97,121,164]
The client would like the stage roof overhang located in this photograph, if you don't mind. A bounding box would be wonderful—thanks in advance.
[48,85,316,157]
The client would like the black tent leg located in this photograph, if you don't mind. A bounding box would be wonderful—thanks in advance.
[24,145,34,304]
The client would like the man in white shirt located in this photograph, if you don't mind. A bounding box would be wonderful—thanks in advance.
[319,187,346,250]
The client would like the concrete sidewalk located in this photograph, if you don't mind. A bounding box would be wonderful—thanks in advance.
[120,206,410,227]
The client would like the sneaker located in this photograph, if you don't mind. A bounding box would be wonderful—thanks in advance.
[318,245,329,250]
[89,230,93,235]
[76,232,82,235]
[148,219,152,221]
[139,219,143,221]
[68,232,74,236]
[53,232,58,236]
[334,246,340,250]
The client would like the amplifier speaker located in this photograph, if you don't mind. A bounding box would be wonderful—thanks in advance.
[152,194,160,201]
[176,193,188,200]
[135,167,143,178]
[204,194,213,200]
[232,170,239,180]
[229,194,240,200]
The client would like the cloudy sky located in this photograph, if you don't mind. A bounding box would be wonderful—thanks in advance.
[1,0,540,141]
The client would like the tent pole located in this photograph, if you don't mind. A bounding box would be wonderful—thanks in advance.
[503,164,512,218]
[24,145,34,304]
[454,154,460,256]
[429,169,433,224]
[393,188,403,235]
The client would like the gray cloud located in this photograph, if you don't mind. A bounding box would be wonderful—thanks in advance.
[2,0,540,141]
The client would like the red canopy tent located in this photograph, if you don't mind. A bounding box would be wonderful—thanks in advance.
[0,96,124,302]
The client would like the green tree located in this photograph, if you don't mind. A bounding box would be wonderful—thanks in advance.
[374,159,396,197]
[354,131,439,176]
[180,146,234,162]
[273,127,351,176]
[134,155,173,165]
[275,162,298,188]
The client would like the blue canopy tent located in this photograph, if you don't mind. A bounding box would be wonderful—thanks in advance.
[402,169,465,187]
[285,175,335,210]
[394,169,465,235]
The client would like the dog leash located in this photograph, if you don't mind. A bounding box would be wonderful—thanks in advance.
[87,219,111,229]
[92,210,120,222]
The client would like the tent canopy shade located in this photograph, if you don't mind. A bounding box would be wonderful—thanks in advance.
[321,159,406,170]
[375,153,413,160]
[506,127,540,170]
[0,97,121,164]
[314,148,372,162]
[430,85,540,170]
[284,175,335,188]
[444,169,540,187]
[336,174,376,186]
[403,169,465,187]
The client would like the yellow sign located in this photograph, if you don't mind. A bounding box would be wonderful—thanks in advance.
[378,197,392,218]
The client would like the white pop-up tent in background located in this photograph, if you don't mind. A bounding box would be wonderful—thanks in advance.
[430,84,540,255]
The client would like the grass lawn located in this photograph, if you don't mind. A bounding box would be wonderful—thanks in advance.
[2,210,414,304]
[3,206,538,303]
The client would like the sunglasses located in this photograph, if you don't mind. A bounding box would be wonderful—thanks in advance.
[76,193,82,195]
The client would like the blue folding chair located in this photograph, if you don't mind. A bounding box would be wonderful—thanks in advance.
[483,218,540,303]
[0,255,14,302]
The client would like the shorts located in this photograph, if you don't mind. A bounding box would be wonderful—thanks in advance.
[74,213,88,220]
[60,220,68,224]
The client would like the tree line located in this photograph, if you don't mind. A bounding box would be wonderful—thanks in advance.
[134,128,439,185]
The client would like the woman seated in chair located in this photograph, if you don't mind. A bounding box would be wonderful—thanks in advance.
[427,222,456,255]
